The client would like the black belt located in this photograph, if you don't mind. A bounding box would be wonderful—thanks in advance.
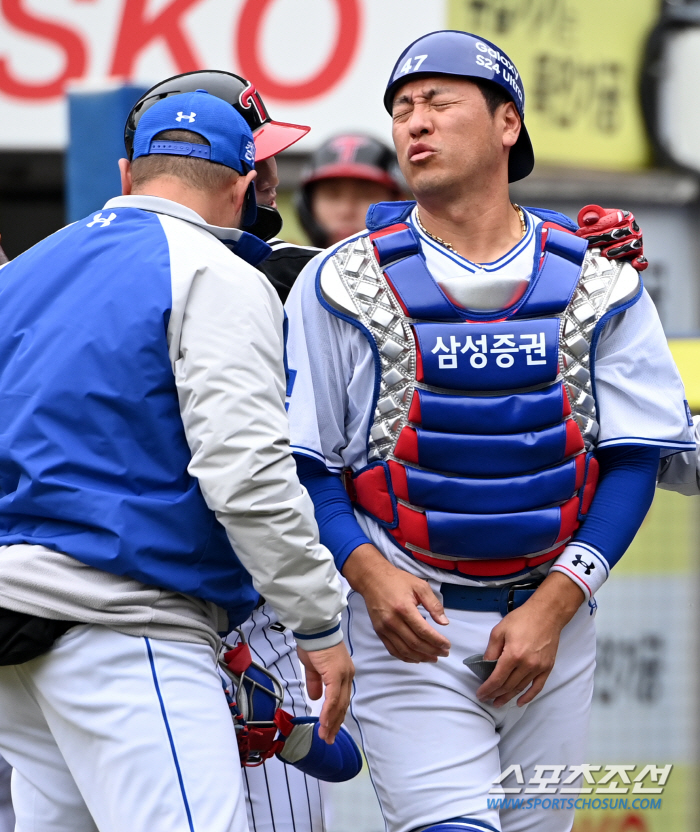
[0,607,78,666]
[440,581,542,617]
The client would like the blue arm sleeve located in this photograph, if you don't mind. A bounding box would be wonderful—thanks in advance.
[294,454,371,572]
[575,445,659,570]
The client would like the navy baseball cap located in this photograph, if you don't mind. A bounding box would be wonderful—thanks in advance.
[384,30,534,182]
[132,88,257,224]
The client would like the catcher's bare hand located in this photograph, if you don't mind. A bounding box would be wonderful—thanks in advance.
[343,543,450,663]
[297,642,354,744]
[477,572,584,708]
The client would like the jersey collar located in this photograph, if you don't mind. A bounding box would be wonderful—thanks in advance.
[409,205,537,274]
[104,195,272,268]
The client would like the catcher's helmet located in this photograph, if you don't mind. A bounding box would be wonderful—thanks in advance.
[384,30,534,182]
[124,70,311,240]
[124,70,309,162]
[296,133,405,248]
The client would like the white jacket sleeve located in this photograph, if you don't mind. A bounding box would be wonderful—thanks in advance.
[657,416,700,495]
[164,218,345,648]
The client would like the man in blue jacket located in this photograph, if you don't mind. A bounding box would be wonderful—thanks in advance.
[0,89,352,832]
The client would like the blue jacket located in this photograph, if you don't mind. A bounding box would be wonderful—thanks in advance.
[0,204,270,627]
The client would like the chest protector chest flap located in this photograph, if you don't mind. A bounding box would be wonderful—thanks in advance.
[318,203,641,580]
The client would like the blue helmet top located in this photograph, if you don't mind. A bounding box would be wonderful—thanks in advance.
[384,30,534,182]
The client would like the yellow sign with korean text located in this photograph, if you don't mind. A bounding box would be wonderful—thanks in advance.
[448,0,661,170]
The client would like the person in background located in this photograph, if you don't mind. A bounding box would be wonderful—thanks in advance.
[254,152,322,303]
[295,134,407,250]
[657,421,700,494]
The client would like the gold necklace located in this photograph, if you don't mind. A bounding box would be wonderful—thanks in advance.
[415,203,526,257]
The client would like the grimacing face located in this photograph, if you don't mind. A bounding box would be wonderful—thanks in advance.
[390,77,521,201]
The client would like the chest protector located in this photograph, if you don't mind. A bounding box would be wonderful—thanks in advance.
[317,202,642,580]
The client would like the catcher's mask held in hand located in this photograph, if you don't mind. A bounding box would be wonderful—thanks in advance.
[219,629,363,781]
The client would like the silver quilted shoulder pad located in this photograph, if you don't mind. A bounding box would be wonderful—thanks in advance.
[608,262,642,309]
[560,250,640,447]
[318,252,360,319]
[324,235,416,461]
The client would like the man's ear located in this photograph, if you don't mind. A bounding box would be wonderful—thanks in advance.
[118,158,132,195]
[232,169,257,227]
[501,102,521,150]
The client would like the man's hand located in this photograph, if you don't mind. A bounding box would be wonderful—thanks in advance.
[477,572,585,708]
[297,642,354,744]
[342,543,451,663]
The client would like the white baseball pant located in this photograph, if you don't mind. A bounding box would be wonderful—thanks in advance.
[0,624,246,832]
[344,587,596,832]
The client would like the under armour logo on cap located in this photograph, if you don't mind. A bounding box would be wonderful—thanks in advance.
[133,90,256,178]
[87,212,116,228]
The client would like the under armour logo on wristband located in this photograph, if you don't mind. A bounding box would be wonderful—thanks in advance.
[573,554,596,575]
